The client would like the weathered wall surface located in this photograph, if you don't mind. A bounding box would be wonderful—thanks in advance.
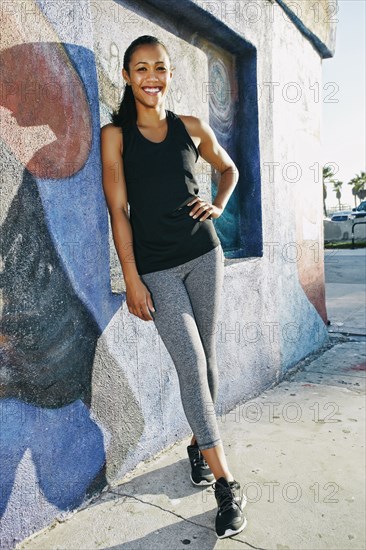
[279,0,338,56]
[0,0,337,546]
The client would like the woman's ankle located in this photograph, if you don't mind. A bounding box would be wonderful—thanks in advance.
[221,472,234,483]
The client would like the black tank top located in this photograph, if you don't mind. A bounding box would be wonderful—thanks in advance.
[122,109,220,275]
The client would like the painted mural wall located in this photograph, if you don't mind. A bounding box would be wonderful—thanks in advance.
[0,0,336,546]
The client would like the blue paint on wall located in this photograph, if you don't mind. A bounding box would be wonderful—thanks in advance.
[35,44,121,329]
[235,51,263,258]
[275,0,335,58]
[212,50,263,258]
[0,42,143,544]
[0,398,105,543]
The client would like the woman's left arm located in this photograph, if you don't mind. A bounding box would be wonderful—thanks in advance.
[186,117,239,221]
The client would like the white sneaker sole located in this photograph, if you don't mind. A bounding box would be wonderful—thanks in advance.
[190,474,216,486]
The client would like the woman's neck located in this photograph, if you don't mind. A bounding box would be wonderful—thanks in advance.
[135,105,167,128]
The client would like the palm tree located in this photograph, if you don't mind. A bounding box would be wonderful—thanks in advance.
[348,171,366,207]
[322,165,336,217]
[332,179,343,210]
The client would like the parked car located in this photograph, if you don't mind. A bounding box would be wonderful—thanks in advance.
[330,211,354,222]
[324,205,366,242]
[325,211,356,241]
[351,200,366,218]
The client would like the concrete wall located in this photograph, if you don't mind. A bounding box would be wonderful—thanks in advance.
[0,0,337,546]
[324,219,366,242]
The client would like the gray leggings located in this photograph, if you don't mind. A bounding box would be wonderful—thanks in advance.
[140,243,225,450]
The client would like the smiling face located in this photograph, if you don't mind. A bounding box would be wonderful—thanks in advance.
[122,43,173,109]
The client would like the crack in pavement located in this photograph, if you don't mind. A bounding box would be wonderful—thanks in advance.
[110,491,267,549]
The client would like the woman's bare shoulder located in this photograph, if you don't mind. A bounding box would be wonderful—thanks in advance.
[101,122,122,135]
[176,114,210,147]
[176,114,201,129]
[100,123,123,154]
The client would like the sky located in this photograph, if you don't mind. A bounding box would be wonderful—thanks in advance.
[321,0,366,209]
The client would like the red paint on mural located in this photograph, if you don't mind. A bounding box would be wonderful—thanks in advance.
[0,43,91,178]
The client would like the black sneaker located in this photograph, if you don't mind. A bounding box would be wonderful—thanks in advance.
[187,442,215,486]
[214,477,247,539]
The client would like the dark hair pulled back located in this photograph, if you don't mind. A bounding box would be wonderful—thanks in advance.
[110,35,171,129]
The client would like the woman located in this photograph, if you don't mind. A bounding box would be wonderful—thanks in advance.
[100,35,247,539]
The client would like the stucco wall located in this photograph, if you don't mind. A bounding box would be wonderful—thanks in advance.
[0,0,336,546]
[278,0,338,56]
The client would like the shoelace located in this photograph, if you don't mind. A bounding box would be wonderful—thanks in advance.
[215,482,239,514]
[199,455,209,469]
[190,447,209,469]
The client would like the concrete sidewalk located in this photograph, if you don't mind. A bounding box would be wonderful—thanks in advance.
[18,336,365,550]
[325,248,366,335]
[18,249,366,550]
